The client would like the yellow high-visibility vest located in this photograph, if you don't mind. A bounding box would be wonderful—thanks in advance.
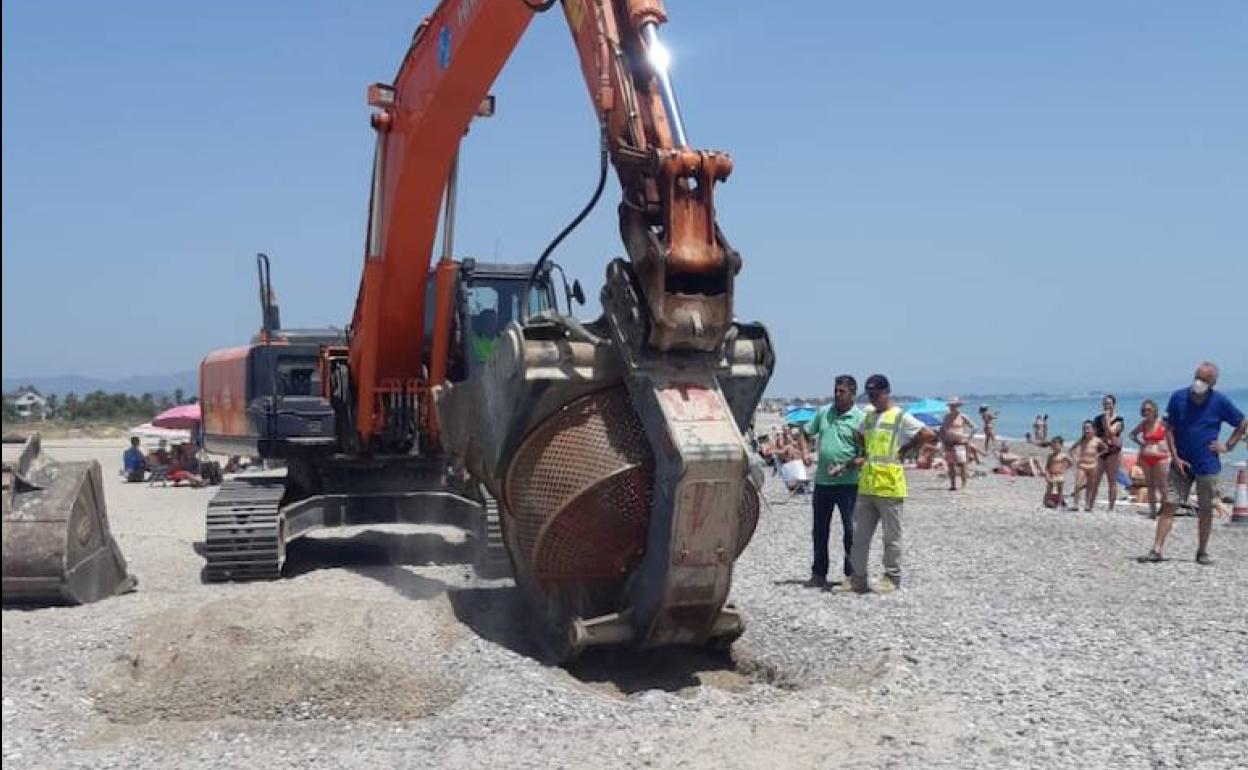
[859,406,907,498]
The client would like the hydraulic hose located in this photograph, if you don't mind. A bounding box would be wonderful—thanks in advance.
[525,123,609,317]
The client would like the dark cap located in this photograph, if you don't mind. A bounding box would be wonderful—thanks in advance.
[864,374,890,392]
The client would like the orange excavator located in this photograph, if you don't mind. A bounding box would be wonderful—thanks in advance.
[198,0,772,659]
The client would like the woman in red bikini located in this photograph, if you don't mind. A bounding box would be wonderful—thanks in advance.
[1129,399,1169,517]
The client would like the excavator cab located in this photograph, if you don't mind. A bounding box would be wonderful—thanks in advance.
[455,259,556,376]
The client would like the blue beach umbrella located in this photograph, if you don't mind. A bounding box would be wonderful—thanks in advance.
[903,398,947,427]
[904,398,949,416]
[785,406,818,425]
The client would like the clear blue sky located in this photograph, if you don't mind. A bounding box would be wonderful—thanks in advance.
[4,1,1245,396]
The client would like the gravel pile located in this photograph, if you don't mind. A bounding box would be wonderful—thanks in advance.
[3,439,1245,769]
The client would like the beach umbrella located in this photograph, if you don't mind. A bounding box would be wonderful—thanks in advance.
[785,406,818,426]
[129,423,192,450]
[911,412,943,428]
[904,398,948,416]
[151,403,201,430]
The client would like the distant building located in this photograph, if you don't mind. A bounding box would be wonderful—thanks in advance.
[6,387,48,420]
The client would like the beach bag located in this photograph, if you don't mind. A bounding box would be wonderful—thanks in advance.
[1044,491,1062,509]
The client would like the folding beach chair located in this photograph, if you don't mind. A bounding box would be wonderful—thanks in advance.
[147,464,172,487]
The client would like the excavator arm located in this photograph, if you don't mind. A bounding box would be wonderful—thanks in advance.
[348,0,529,449]
[349,0,738,450]
[560,0,739,350]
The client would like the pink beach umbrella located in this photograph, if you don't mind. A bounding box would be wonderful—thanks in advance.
[151,403,201,430]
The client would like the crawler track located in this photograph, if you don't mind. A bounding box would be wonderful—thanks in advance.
[203,477,286,582]
[474,492,513,580]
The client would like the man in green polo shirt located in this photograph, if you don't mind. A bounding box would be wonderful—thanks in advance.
[801,374,864,588]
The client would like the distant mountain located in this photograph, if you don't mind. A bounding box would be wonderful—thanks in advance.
[1,371,198,397]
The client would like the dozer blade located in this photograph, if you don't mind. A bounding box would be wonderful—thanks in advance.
[2,434,135,605]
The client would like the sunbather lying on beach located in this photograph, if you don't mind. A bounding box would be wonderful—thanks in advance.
[168,443,206,488]
[912,442,947,470]
[996,442,1043,476]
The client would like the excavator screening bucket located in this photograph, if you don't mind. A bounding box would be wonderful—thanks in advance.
[2,434,135,605]
[437,309,773,658]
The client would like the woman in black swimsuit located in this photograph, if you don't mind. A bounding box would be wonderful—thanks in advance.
[1092,394,1126,511]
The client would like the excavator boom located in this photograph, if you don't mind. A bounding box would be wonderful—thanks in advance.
[349,1,533,446]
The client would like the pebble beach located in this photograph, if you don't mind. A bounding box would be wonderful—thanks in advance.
[3,438,1246,769]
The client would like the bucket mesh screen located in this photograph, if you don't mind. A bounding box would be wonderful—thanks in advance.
[505,387,651,587]
[503,386,760,590]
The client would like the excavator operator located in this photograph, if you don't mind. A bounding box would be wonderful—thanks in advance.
[469,307,500,364]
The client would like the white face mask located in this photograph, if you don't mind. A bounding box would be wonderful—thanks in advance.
[1191,379,1211,396]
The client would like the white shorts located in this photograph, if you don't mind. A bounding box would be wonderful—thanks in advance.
[781,459,809,484]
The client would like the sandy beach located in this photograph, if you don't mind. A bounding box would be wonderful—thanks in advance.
[3,438,1246,769]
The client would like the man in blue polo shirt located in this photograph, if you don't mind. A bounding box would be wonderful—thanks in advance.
[801,374,864,588]
[1141,362,1247,565]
